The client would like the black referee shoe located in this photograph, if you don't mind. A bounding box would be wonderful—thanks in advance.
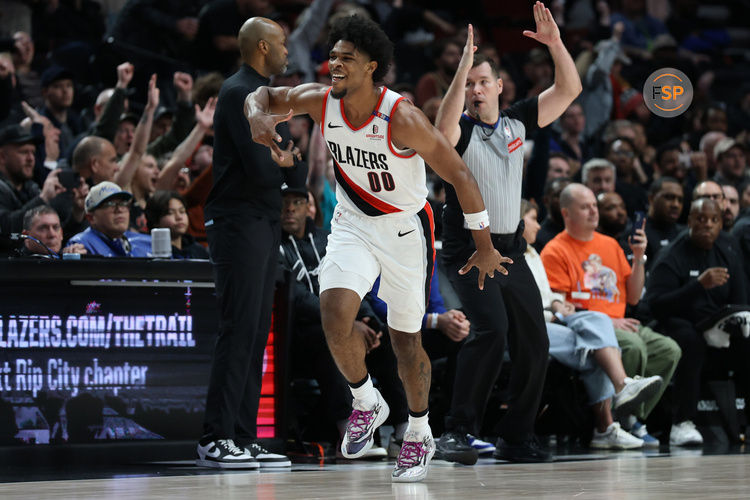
[434,432,478,465]
[493,436,552,463]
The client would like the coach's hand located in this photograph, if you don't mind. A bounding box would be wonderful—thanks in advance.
[459,246,513,290]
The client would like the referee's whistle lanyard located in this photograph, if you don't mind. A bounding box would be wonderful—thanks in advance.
[460,113,500,131]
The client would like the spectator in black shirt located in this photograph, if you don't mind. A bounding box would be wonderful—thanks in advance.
[278,183,387,456]
[646,199,748,446]
[0,124,64,232]
[712,138,747,190]
[645,176,685,266]
[39,66,85,157]
[597,191,632,258]
[606,137,649,216]
[693,180,727,228]
[197,16,303,470]
[533,176,570,253]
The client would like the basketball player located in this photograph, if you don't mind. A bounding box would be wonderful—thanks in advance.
[434,3,582,464]
[246,15,508,482]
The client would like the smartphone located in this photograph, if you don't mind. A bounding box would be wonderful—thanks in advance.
[58,169,80,190]
[632,211,646,237]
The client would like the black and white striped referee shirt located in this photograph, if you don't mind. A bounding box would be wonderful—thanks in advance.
[442,97,538,259]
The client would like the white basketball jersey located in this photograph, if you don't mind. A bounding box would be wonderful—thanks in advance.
[320,87,428,217]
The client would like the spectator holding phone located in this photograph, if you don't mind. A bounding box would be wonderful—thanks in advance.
[541,183,681,445]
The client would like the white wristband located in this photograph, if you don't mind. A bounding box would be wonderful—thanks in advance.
[429,313,439,329]
[464,210,490,230]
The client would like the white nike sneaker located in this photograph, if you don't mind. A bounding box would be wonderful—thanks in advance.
[196,439,259,469]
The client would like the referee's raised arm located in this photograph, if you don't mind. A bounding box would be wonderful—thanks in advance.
[525,1,582,127]
[435,24,476,147]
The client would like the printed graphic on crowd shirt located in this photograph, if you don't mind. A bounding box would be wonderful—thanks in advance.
[581,254,621,303]
[643,67,693,118]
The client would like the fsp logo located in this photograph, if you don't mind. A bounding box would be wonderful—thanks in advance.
[643,68,693,118]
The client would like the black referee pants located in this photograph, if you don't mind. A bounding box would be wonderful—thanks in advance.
[203,214,280,444]
[444,225,549,441]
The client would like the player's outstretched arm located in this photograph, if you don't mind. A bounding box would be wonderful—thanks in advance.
[245,82,327,159]
[391,103,513,290]
[435,24,476,147]
[525,1,582,127]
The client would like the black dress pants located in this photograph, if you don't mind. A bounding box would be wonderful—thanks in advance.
[203,214,280,443]
[661,318,706,422]
[444,225,549,440]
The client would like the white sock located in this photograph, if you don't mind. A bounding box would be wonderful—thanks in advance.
[406,412,430,437]
[349,375,377,407]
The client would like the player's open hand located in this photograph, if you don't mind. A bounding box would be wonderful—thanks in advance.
[247,106,294,159]
[523,1,561,47]
[459,247,513,290]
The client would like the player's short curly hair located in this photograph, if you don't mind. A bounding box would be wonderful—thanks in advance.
[327,15,394,83]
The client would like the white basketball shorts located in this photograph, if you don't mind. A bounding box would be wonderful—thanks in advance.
[319,203,435,332]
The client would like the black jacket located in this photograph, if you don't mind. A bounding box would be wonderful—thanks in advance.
[646,231,748,325]
[173,234,209,260]
[205,64,306,222]
[280,218,376,330]
[645,218,685,269]
[0,172,45,233]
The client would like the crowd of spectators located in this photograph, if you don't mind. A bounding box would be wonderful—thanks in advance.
[1,0,750,452]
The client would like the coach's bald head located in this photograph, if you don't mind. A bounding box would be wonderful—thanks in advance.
[238,17,288,77]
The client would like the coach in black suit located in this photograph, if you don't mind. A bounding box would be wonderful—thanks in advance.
[197,17,306,469]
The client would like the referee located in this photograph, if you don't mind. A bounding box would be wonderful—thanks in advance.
[196,17,305,469]
[434,4,581,464]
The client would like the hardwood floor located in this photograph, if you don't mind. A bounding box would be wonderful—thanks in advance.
[1,452,749,499]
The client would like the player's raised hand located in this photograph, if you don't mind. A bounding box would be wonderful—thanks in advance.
[459,246,514,290]
[523,1,561,47]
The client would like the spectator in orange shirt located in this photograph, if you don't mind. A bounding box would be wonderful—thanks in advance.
[541,183,681,445]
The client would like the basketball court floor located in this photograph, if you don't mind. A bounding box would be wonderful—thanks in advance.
[2,447,749,499]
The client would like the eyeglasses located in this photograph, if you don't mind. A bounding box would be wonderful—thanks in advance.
[99,199,132,209]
